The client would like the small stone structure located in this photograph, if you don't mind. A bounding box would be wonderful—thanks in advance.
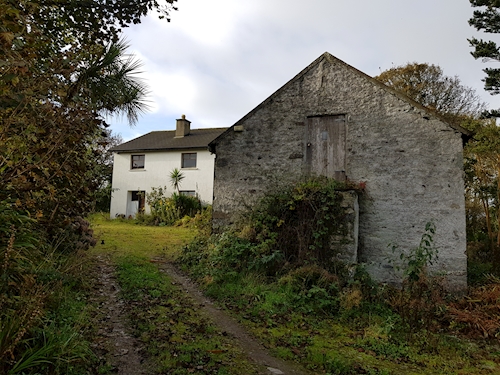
[209,53,470,291]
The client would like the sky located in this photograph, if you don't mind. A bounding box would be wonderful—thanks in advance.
[110,0,500,142]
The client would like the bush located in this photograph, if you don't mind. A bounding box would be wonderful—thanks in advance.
[0,200,93,374]
[145,187,202,225]
[234,176,359,273]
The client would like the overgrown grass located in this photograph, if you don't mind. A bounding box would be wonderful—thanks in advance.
[180,246,500,374]
[1,202,97,375]
[176,177,500,375]
[89,213,261,374]
[90,212,195,259]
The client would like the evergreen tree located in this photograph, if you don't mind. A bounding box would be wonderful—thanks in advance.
[469,0,500,116]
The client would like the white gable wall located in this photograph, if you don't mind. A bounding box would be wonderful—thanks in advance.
[110,149,216,218]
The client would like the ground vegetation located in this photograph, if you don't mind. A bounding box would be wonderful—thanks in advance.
[0,0,176,372]
[177,178,500,374]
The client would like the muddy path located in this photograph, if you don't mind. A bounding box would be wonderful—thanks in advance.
[91,254,309,375]
[91,254,150,375]
[157,261,309,375]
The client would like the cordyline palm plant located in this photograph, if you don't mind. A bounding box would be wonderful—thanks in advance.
[170,168,185,193]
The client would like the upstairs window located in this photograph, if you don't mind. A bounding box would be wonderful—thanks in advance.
[131,154,145,169]
[181,153,197,168]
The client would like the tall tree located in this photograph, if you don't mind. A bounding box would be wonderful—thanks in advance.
[375,62,486,126]
[469,0,500,116]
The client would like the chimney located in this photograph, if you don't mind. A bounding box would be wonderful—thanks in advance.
[175,114,191,137]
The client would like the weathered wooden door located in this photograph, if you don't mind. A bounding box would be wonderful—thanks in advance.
[306,115,346,180]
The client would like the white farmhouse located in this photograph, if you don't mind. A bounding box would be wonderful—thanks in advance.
[109,116,226,218]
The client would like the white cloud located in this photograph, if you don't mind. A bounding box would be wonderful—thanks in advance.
[111,0,500,139]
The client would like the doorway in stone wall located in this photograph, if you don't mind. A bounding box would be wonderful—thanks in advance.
[305,115,346,181]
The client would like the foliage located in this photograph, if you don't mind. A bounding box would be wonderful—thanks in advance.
[145,186,202,226]
[375,62,486,126]
[0,1,180,372]
[389,222,438,283]
[0,1,153,246]
[169,168,185,193]
[237,176,358,271]
[101,213,500,375]
[469,0,500,106]
[0,201,95,374]
[447,275,500,338]
[463,118,500,271]
[387,222,446,336]
[33,0,177,48]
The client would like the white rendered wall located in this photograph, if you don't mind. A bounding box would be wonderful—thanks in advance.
[110,149,215,218]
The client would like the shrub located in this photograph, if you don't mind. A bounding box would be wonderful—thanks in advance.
[145,187,202,225]
[238,176,357,270]
[387,222,446,335]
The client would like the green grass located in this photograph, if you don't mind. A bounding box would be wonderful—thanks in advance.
[181,262,500,375]
[115,257,260,374]
[90,212,195,259]
[89,213,500,374]
[88,213,261,374]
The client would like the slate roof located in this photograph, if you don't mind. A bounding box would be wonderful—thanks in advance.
[111,128,227,153]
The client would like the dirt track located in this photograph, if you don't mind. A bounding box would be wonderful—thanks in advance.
[91,255,308,375]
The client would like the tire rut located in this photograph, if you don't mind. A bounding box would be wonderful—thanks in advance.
[157,261,309,375]
[93,255,149,375]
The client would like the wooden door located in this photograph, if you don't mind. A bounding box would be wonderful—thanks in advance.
[306,115,346,181]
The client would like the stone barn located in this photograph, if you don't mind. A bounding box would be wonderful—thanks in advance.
[208,52,470,290]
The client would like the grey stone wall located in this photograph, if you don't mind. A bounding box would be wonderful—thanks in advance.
[211,53,467,291]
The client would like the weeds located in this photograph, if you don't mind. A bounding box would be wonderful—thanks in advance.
[387,222,447,337]
[0,200,96,374]
[178,178,500,374]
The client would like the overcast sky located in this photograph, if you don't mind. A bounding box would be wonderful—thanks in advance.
[110,0,500,141]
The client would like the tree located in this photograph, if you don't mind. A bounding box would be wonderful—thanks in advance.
[0,0,174,245]
[90,130,123,212]
[469,0,500,108]
[375,63,487,126]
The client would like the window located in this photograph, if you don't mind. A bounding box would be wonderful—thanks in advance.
[181,153,197,168]
[131,154,145,169]
[180,190,196,197]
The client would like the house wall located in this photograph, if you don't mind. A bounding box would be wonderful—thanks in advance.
[212,55,467,290]
[110,149,216,218]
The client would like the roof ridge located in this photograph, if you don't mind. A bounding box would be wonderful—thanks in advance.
[209,52,470,148]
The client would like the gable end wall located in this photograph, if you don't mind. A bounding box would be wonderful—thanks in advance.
[212,57,466,290]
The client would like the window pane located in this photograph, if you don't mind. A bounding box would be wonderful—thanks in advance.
[180,190,196,197]
[131,155,145,169]
[181,153,197,168]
